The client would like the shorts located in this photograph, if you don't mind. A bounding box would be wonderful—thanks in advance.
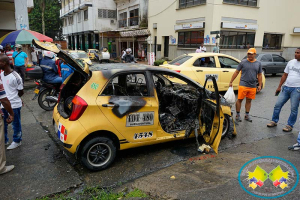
[238,86,256,100]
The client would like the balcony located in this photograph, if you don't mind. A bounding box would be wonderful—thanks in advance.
[119,19,127,28]
[129,17,139,26]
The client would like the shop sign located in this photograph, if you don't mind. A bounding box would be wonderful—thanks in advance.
[148,52,155,66]
[174,22,204,30]
[137,37,147,42]
[221,22,258,30]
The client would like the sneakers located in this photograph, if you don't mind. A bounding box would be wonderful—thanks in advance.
[236,115,242,122]
[5,141,9,146]
[7,141,21,150]
[244,115,253,122]
[0,165,14,175]
[288,143,300,151]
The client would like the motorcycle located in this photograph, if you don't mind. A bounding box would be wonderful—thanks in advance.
[26,66,60,111]
[32,79,60,111]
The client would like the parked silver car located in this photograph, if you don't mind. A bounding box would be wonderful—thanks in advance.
[243,54,288,75]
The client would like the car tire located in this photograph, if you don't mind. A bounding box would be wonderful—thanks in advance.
[222,114,234,139]
[80,137,117,171]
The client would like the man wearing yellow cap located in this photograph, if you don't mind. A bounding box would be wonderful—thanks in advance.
[229,48,263,122]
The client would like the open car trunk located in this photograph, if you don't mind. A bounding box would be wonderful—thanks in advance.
[32,40,90,118]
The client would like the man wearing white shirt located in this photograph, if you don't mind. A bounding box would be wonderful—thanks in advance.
[199,43,206,53]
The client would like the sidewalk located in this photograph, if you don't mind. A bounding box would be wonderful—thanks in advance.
[0,86,82,200]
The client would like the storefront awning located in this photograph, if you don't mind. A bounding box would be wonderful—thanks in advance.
[120,29,151,37]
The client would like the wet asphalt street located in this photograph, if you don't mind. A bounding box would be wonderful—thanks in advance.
[1,73,300,199]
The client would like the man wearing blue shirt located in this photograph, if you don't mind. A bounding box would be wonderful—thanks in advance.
[40,51,62,84]
[60,59,74,83]
[12,44,28,84]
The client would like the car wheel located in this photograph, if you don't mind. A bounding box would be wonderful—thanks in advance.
[80,137,116,171]
[222,114,234,139]
[272,73,276,76]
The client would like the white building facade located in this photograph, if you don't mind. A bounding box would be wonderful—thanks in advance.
[148,0,300,60]
[0,0,34,38]
[60,0,117,50]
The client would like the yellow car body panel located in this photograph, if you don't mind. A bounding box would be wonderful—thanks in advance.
[160,53,266,92]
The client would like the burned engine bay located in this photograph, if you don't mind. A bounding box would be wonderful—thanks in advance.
[154,74,217,139]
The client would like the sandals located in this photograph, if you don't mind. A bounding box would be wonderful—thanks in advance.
[283,125,293,132]
[267,121,277,127]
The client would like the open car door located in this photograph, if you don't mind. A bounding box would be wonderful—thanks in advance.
[199,76,224,153]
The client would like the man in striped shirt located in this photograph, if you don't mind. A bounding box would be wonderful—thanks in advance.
[5,44,14,69]
[0,54,15,175]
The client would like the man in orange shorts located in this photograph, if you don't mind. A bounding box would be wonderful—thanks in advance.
[229,48,263,122]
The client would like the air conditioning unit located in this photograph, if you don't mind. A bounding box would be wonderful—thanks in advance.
[110,19,115,24]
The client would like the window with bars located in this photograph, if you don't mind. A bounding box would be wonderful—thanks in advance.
[223,0,257,7]
[179,0,206,9]
[119,12,127,28]
[129,9,139,26]
[84,10,88,20]
[219,31,255,49]
[178,31,204,48]
[68,16,73,25]
[98,9,117,19]
[78,12,81,23]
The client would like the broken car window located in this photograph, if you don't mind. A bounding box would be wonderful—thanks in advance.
[101,73,148,96]
[152,72,202,134]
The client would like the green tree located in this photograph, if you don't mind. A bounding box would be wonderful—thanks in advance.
[29,0,64,40]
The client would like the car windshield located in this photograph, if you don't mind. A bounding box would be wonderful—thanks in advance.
[169,55,192,66]
[90,50,99,53]
[70,52,88,59]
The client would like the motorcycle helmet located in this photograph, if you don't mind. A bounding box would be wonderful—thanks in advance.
[44,51,55,59]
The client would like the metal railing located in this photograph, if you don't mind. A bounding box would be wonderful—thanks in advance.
[129,17,139,26]
[119,19,127,28]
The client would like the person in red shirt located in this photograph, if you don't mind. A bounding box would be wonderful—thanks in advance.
[5,44,14,69]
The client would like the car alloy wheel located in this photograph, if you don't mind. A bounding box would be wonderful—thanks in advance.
[81,137,116,171]
[87,143,111,167]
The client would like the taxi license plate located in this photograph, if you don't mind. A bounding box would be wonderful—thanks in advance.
[34,89,39,94]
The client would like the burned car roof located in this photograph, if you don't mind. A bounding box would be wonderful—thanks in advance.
[91,63,201,86]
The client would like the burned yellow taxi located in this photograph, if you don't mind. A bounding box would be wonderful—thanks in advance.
[33,40,237,171]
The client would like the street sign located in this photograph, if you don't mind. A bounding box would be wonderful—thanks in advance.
[147,36,153,44]
[210,31,220,34]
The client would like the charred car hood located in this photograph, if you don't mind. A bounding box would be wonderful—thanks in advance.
[32,39,89,80]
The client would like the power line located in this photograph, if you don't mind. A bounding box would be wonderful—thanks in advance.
[148,0,177,18]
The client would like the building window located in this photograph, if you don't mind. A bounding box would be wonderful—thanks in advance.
[178,31,204,48]
[219,31,255,49]
[129,9,139,26]
[119,12,127,28]
[263,34,283,50]
[98,9,117,19]
[68,16,73,25]
[84,10,88,21]
[223,0,257,7]
[179,0,206,9]
[78,12,81,23]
